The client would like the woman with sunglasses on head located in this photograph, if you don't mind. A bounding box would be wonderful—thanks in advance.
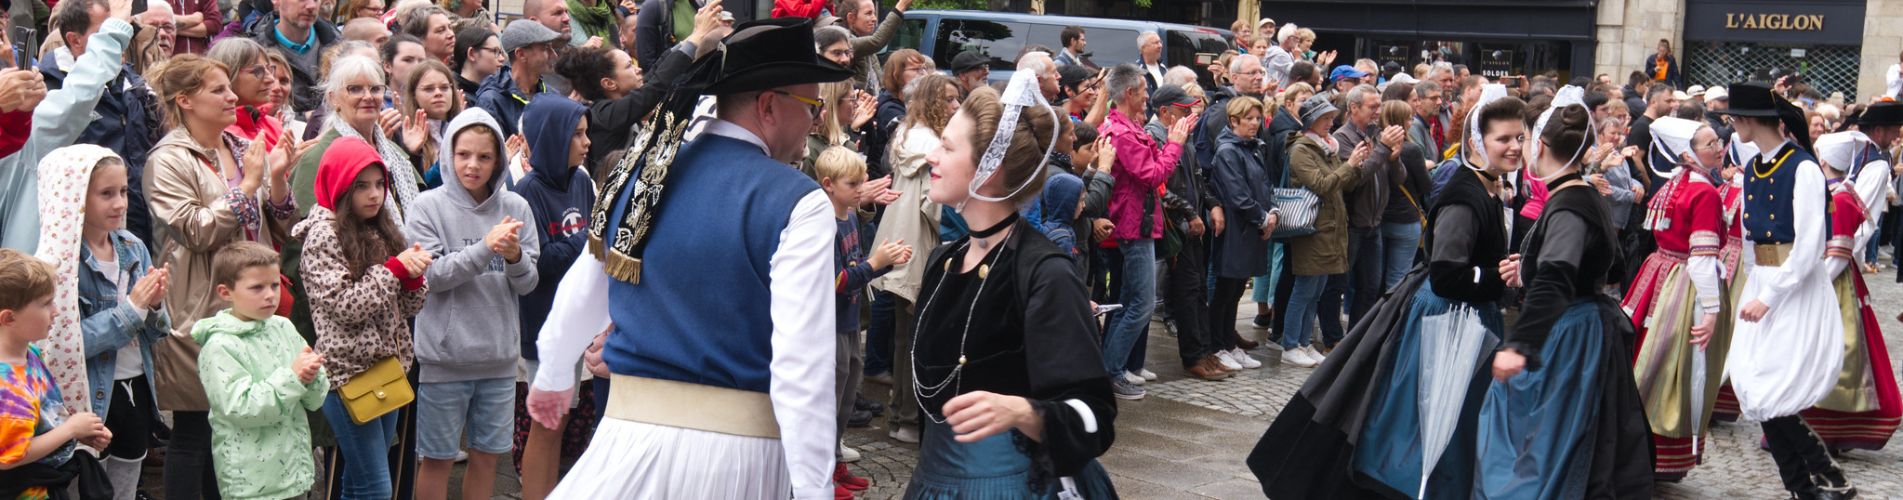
[1478,95,1654,499]
[145,53,304,500]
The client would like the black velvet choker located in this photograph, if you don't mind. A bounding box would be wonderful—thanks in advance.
[969,211,1021,239]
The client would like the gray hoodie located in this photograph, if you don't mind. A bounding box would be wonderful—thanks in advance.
[402,109,541,383]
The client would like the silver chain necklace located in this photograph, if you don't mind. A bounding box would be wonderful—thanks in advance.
[909,234,1011,424]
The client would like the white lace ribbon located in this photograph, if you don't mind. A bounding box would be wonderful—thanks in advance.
[966,69,1059,206]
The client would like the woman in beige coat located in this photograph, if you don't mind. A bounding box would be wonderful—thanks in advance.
[143,55,302,499]
[1278,95,1370,368]
[868,73,961,443]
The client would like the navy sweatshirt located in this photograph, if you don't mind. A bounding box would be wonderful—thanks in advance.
[836,212,889,335]
[513,97,595,359]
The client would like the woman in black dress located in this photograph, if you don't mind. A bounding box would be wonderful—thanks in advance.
[1247,88,1524,499]
[1476,103,1654,499]
[902,73,1117,499]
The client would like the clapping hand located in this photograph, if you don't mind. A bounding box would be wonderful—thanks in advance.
[1379,125,1405,156]
[128,265,170,310]
[858,175,900,206]
[1589,174,1612,196]
[293,346,324,384]
[485,216,526,263]
[868,240,911,270]
[379,108,404,141]
[1166,115,1196,145]
[1095,136,1117,173]
[396,244,434,278]
[400,109,429,155]
[1348,141,1373,167]
[851,90,877,129]
[239,138,268,196]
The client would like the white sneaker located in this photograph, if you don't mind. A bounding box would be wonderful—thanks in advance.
[1123,371,1147,385]
[1304,345,1327,363]
[889,426,921,444]
[1138,369,1158,381]
[1280,348,1319,368]
[1215,350,1244,370]
[1228,348,1263,369]
[839,443,862,463]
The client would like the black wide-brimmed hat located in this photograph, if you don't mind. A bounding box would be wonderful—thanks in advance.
[1861,100,1903,127]
[1711,82,1780,117]
[706,17,855,95]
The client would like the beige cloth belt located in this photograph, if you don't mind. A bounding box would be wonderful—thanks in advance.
[606,374,780,439]
[1754,243,1792,267]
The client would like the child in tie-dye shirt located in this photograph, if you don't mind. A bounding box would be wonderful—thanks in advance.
[0,249,112,499]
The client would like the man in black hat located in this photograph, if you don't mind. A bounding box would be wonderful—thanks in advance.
[1862,100,1903,279]
[951,50,989,94]
[526,17,853,499]
[1714,81,1859,500]
[1848,100,1899,275]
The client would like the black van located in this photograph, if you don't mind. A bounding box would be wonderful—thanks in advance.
[882,10,1233,88]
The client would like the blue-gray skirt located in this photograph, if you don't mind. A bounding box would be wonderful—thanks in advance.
[903,420,1118,499]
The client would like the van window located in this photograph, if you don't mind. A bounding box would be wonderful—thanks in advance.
[886,18,927,57]
[1166,28,1233,86]
[935,19,1030,71]
[1028,25,1141,69]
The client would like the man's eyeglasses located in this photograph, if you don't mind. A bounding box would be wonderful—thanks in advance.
[766,89,824,118]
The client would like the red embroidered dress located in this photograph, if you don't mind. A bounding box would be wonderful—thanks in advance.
[1622,169,1728,481]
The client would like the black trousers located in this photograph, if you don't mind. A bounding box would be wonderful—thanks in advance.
[1209,277,1249,356]
[162,411,221,500]
[1347,227,1383,328]
[1164,235,1215,367]
[1270,247,1295,342]
[1761,415,1848,493]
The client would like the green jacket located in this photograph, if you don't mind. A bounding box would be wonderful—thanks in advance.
[194,310,329,500]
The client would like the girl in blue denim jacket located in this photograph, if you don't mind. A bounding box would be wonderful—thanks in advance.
[35,145,172,499]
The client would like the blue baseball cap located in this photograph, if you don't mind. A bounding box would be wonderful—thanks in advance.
[1329,66,1370,84]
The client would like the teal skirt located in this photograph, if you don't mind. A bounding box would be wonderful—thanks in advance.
[903,420,1118,499]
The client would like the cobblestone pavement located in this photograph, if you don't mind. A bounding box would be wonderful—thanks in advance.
[842,259,1903,499]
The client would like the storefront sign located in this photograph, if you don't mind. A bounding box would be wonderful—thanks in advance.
[1685,0,1862,45]
[1723,13,1825,31]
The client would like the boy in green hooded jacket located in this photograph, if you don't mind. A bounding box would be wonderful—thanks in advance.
[195,241,329,500]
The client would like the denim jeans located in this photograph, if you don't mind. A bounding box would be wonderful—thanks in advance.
[1102,239,1157,377]
[1251,243,1283,304]
[864,291,896,376]
[1379,222,1423,289]
[1282,274,1328,350]
[323,392,403,500]
[1319,271,1348,346]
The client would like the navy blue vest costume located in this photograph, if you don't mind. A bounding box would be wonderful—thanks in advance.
[599,133,819,392]
[1743,142,1817,245]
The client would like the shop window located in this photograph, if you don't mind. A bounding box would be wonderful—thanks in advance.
[1686,41,1862,101]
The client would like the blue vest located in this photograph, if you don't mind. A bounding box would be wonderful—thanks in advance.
[1742,143,1815,244]
[600,134,820,392]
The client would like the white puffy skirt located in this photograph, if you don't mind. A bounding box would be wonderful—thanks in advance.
[548,418,791,499]
[1725,264,1845,422]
